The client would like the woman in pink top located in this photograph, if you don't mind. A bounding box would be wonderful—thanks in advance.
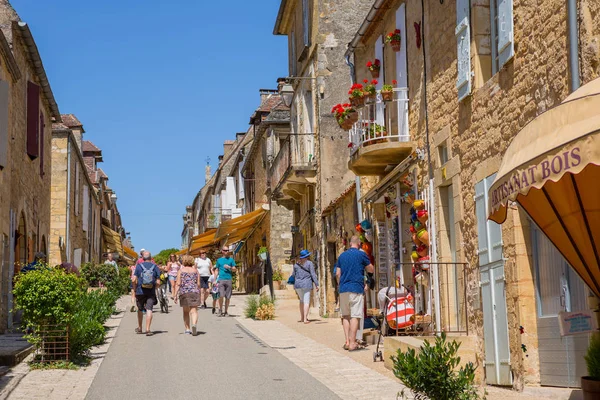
[166,254,181,296]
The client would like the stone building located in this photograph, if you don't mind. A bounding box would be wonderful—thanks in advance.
[0,5,61,331]
[49,115,102,268]
[342,0,600,391]
[273,0,373,312]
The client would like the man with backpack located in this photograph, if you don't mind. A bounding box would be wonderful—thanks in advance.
[132,251,161,336]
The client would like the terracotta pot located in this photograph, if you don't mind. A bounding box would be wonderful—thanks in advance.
[417,229,430,246]
[370,68,380,79]
[582,377,600,400]
[418,256,430,270]
[413,220,423,231]
[350,96,365,107]
[417,244,428,257]
[347,110,359,123]
[272,281,281,290]
[381,91,394,101]
[417,209,428,224]
[411,250,419,262]
[413,199,425,210]
[365,93,377,103]
[412,233,422,246]
[391,40,401,52]
[338,118,353,131]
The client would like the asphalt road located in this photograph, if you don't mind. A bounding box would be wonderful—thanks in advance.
[86,295,339,400]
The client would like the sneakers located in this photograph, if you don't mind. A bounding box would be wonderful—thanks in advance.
[192,326,197,336]
[200,305,206,309]
[212,307,216,314]
[184,330,192,335]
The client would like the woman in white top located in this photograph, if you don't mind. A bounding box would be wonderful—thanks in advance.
[195,250,212,309]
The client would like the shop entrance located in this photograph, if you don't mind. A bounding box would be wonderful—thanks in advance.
[532,224,589,388]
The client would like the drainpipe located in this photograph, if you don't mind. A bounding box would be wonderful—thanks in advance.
[66,137,72,262]
[567,0,580,91]
[346,55,364,220]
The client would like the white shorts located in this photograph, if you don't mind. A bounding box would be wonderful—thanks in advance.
[295,288,311,304]
[340,292,364,318]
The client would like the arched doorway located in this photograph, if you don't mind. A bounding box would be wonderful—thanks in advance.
[14,212,26,275]
[40,236,47,260]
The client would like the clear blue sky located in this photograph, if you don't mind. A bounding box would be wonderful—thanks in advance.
[12,0,288,255]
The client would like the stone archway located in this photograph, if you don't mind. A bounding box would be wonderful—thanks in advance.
[14,212,26,274]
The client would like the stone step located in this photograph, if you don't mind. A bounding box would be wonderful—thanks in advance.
[0,334,34,367]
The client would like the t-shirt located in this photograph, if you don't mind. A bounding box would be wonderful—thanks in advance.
[195,257,212,277]
[335,248,371,294]
[216,256,236,281]
[134,262,161,295]
[208,275,216,284]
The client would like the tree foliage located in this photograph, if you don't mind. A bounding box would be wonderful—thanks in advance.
[153,248,179,265]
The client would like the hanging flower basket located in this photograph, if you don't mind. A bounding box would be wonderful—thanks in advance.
[386,29,402,52]
[390,40,401,52]
[350,96,365,107]
[366,59,381,79]
[347,110,358,124]
[381,90,394,102]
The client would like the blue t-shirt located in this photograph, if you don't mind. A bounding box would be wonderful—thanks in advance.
[134,262,161,295]
[335,248,371,294]
[216,256,236,281]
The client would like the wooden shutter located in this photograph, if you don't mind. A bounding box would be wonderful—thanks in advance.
[26,81,40,159]
[0,80,8,169]
[486,174,503,262]
[497,0,514,68]
[375,36,385,126]
[83,184,89,232]
[39,112,45,176]
[302,0,310,47]
[475,179,489,265]
[456,0,471,101]
[395,5,408,87]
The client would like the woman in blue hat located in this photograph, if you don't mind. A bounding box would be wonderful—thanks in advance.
[291,249,319,324]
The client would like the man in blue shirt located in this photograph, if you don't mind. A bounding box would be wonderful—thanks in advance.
[335,236,374,351]
[132,251,161,336]
[216,245,237,316]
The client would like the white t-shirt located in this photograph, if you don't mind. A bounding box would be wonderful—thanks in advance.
[195,257,212,277]
[208,275,216,284]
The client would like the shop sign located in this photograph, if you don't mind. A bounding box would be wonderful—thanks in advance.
[558,310,598,336]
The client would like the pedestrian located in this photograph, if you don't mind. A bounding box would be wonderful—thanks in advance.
[136,249,146,265]
[208,266,219,314]
[291,249,319,324]
[104,253,118,273]
[194,250,212,309]
[335,235,374,351]
[166,254,181,296]
[129,264,137,312]
[20,252,46,273]
[216,245,237,316]
[132,251,161,336]
[173,255,201,335]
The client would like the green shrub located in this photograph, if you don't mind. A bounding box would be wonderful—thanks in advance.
[585,333,600,380]
[106,266,131,297]
[13,268,85,328]
[69,290,116,358]
[81,262,119,288]
[392,332,480,400]
[245,295,259,319]
[272,268,284,282]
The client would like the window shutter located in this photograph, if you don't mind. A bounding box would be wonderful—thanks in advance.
[486,174,503,262]
[0,80,8,169]
[456,0,471,101]
[496,0,514,68]
[83,184,89,232]
[290,30,297,76]
[26,82,40,159]
[475,179,489,265]
[39,112,45,176]
[302,0,310,47]
[375,36,385,126]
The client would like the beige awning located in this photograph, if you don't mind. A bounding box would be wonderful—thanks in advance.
[488,76,600,296]
[102,226,124,258]
[214,205,269,245]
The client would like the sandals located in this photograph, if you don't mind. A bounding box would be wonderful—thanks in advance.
[135,328,143,334]
[348,345,366,352]
[343,344,349,350]
[146,331,154,336]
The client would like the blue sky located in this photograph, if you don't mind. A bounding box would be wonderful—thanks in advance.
[12,0,288,254]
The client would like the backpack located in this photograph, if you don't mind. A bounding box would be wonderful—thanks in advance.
[140,264,155,289]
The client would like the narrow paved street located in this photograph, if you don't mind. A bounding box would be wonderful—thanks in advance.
[86,296,339,400]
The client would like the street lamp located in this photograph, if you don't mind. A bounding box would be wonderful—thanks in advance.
[279,82,294,108]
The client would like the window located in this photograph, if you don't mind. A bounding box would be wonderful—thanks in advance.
[456,0,471,101]
[438,141,449,165]
[302,0,311,47]
[0,80,8,169]
[440,185,456,262]
[74,162,80,216]
[26,81,40,159]
[83,184,89,232]
[490,0,514,74]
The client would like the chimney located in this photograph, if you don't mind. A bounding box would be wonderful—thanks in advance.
[236,132,245,141]
[223,140,235,157]
[259,88,278,106]
[218,155,224,166]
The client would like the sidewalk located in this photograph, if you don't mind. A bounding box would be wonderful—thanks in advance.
[232,293,583,400]
[0,295,130,400]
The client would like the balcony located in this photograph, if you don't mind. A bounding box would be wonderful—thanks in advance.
[270,134,317,203]
[348,88,415,176]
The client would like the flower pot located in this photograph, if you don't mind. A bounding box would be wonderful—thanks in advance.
[412,233,422,246]
[417,229,430,246]
[413,220,423,231]
[411,250,419,262]
[370,68,380,79]
[417,209,428,224]
[417,256,430,270]
[582,376,600,400]
[258,252,267,261]
[339,118,354,131]
[272,281,281,290]
[417,244,428,257]
[350,96,365,108]
[391,40,401,52]
[365,93,377,104]
[381,91,394,102]
[413,199,425,210]
[347,110,359,123]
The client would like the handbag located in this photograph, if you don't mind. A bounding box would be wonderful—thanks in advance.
[287,275,295,285]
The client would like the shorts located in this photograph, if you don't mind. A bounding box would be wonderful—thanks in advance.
[295,288,311,304]
[211,291,220,300]
[200,276,209,289]
[219,280,233,299]
[179,292,201,307]
[168,275,176,281]
[136,294,157,312]
[340,292,364,319]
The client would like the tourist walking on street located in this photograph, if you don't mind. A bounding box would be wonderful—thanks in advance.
[166,254,181,295]
[195,250,212,309]
[174,255,201,335]
[133,251,161,336]
[335,236,374,351]
[216,245,237,316]
[104,253,118,273]
[292,249,319,324]
[208,267,219,314]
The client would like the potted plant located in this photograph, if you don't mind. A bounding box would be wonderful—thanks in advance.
[366,59,381,78]
[331,103,357,131]
[363,79,377,103]
[272,268,284,290]
[348,83,365,107]
[381,80,397,102]
[365,123,387,144]
[386,29,402,52]
[583,333,600,399]
[258,246,268,261]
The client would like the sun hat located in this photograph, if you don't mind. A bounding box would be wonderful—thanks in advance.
[299,249,311,259]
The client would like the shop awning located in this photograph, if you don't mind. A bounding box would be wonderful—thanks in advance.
[359,152,417,202]
[488,76,600,296]
[214,206,269,244]
[123,246,137,263]
[102,225,123,257]
[188,229,217,256]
